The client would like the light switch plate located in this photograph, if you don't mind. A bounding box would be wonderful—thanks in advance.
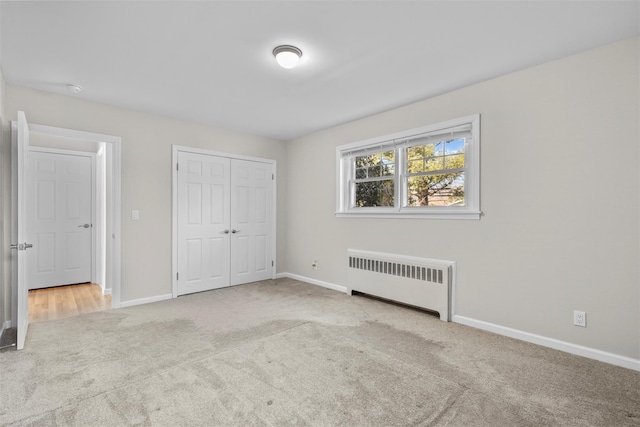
[132,210,140,220]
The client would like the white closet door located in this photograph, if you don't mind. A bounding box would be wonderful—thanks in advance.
[177,152,230,295]
[230,159,273,285]
[27,151,93,289]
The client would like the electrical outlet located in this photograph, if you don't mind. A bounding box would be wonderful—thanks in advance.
[574,310,586,327]
[312,260,318,270]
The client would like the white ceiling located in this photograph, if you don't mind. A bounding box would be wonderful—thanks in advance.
[1,1,638,141]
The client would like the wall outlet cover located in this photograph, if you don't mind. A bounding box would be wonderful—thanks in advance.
[573,310,586,327]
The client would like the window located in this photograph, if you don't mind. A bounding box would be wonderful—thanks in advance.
[354,149,395,207]
[336,115,480,219]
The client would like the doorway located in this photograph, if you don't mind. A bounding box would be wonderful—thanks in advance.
[172,145,276,297]
[11,112,122,349]
[29,283,111,323]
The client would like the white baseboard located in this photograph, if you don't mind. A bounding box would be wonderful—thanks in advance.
[276,272,348,294]
[119,293,173,308]
[453,315,640,372]
[276,274,639,371]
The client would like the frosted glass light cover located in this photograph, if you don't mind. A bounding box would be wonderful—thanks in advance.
[275,51,300,69]
[273,45,302,69]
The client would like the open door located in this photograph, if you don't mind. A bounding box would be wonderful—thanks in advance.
[12,111,33,350]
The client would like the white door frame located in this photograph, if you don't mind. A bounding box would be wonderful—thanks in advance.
[171,144,277,298]
[13,122,122,316]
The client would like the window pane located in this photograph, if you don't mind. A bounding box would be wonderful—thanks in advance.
[425,156,443,171]
[407,146,423,160]
[445,139,465,154]
[355,180,394,207]
[444,153,465,169]
[407,172,464,206]
[368,165,382,177]
[355,155,376,168]
[407,159,424,173]
[382,150,395,163]
[355,151,395,178]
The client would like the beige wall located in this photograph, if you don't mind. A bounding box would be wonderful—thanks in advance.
[4,88,288,303]
[285,37,640,359]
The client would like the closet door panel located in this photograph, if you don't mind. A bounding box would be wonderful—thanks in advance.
[177,152,230,295]
[230,159,273,285]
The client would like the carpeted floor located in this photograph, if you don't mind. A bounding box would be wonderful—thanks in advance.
[0,278,638,426]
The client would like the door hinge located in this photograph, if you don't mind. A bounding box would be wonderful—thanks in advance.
[176,272,179,281]
[272,260,274,267]
[272,173,275,180]
[176,163,179,171]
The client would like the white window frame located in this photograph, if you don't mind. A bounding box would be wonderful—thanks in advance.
[336,114,481,220]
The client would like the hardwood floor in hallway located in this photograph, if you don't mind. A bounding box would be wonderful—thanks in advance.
[29,283,111,323]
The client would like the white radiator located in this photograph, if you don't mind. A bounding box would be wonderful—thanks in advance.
[347,249,454,321]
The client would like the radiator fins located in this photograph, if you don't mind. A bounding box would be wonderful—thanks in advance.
[348,256,443,284]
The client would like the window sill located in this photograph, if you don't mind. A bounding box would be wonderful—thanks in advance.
[335,210,482,220]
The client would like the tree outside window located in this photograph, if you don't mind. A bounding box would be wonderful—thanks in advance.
[354,150,395,207]
[406,139,465,207]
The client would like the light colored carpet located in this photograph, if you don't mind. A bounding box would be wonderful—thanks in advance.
[1,278,638,426]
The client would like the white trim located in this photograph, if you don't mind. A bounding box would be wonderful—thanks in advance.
[172,144,276,164]
[119,293,173,308]
[276,272,348,294]
[335,210,481,220]
[271,168,277,277]
[171,147,178,298]
[28,146,94,156]
[453,315,640,371]
[102,287,112,296]
[95,146,106,289]
[29,124,118,145]
[171,145,277,298]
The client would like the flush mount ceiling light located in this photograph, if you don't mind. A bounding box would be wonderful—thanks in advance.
[66,84,82,94]
[273,45,302,69]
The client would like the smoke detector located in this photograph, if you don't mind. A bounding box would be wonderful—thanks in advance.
[66,84,83,94]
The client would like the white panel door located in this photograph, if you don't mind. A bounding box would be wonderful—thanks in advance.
[27,151,93,289]
[13,112,31,350]
[177,152,230,295]
[230,159,273,286]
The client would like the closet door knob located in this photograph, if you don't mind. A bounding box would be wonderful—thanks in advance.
[231,229,241,234]
[221,229,230,234]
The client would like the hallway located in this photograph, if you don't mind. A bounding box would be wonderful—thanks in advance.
[29,283,111,323]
